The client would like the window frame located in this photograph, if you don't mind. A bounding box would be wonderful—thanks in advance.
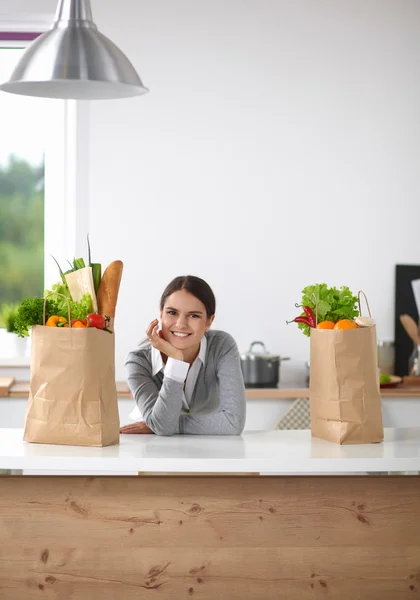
[0,23,90,293]
[0,21,90,360]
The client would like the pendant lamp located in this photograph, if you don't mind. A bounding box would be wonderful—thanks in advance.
[0,0,149,100]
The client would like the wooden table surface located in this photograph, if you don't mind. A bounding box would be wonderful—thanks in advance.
[1,474,419,599]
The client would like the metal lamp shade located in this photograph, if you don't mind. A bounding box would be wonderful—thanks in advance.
[0,0,148,100]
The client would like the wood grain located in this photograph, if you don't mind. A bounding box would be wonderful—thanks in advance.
[0,376,14,397]
[0,476,419,599]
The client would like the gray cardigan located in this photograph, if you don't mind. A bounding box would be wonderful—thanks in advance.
[125,329,246,436]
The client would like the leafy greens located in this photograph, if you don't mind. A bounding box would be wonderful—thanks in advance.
[14,297,59,337]
[14,282,94,337]
[44,282,93,321]
[297,283,359,337]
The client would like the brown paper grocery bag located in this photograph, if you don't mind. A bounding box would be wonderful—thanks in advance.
[309,292,384,445]
[23,296,120,446]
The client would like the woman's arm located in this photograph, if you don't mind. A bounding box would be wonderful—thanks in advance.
[125,352,188,436]
[179,336,246,435]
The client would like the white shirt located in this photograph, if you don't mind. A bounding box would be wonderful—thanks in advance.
[129,336,207,421]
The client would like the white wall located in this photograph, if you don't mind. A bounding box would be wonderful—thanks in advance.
[2,0,420,383]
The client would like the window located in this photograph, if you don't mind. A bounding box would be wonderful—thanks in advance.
[0,31,81,358]
[0,43,46,310]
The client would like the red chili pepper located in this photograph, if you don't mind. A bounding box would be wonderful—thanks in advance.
[286,316,311,326]
[294,304,316,328]
[302,306,316,328]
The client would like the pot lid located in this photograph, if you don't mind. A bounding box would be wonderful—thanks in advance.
[240,341,280,360]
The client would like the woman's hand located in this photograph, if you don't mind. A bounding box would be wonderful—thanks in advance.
[146,318,184,361]
[120,421,155,434]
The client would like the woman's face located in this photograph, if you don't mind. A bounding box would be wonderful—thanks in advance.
[160,289,214,350]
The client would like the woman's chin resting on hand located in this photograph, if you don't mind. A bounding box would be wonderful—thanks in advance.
[120,421,154,434]
[122,275,246,436]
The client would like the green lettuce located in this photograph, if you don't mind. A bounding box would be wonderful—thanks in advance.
[14,283,94,337]
[44,282,93,321]
[297,283,359,337]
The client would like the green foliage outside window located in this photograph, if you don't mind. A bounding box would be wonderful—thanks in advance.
[0,156,44,323]
[0,302,20,332]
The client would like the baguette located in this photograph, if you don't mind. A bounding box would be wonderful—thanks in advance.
[97,260,124,318]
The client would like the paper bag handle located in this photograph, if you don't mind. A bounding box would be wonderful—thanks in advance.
[43,292,72,327]
[358,290,372,317]
[309,291,370,324]
[310,293,319,326]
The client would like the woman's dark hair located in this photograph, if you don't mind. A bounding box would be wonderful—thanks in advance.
[160,275,216,318]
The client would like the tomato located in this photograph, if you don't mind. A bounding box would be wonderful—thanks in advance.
[71,318,88,327]
[86,313,109,330]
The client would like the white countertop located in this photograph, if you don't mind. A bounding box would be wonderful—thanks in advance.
[0,427,420,475]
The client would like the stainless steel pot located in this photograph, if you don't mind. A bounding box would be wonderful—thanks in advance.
[240,341,290,388]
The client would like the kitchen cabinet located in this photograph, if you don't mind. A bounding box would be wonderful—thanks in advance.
[0,427,420,599]
[2,396,420,432]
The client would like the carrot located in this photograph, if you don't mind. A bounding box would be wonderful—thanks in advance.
[97,260,124,318]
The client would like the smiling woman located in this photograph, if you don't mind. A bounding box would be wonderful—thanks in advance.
[121,275,246,436]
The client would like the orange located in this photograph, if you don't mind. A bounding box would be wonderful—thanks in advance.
[317,321,335,330]
[334,319,358,330]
